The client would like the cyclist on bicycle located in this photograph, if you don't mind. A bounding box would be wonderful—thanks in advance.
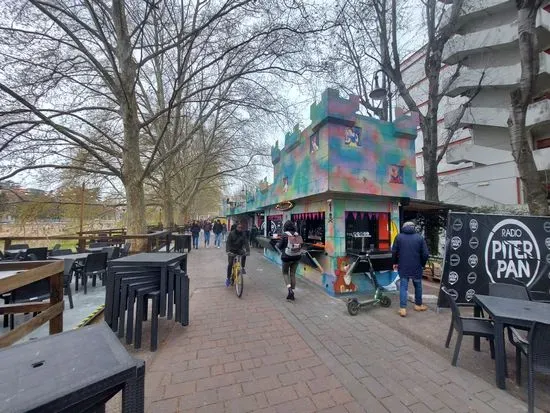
[225,222,250,286]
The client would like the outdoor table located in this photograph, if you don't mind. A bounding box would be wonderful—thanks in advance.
[473,294,550,390]
[4,248,27,255]
[50,253,90,275]
[173,233,192,253]
[86,247,105,252]
[0,322,144,413]
[108,253,186,319]
[0,270,23,279]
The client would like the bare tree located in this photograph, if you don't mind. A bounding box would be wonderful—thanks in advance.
[508,0,549,215]
[332,0,483,204]
[0,0,322,248]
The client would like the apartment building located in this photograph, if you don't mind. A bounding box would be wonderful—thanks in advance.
[401,0,550,208]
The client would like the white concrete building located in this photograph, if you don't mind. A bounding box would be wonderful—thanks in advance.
[400,0,550,208]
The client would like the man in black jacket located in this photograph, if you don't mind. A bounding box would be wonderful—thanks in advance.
[392,221,430,317]
[213,220,224,248]
[225,223,250,286]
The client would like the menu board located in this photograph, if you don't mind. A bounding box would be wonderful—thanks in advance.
[438,212,550,307]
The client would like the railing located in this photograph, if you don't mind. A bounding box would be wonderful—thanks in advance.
[1,231,174,253]
[0,260,64,347]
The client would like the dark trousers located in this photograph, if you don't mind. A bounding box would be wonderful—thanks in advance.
[227,255,246,278]
[282,260,298,289]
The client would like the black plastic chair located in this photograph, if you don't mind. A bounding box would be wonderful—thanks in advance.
[77,252,108,294]
[525,323,550,413]
[442,287,495,366]
[101,247,115,260]
[119,243,131,257]
[7,278,50,330]
[19,247,48,261]
[50,249,73,256]
[89,242,108,248]
[110,246,121,260]
[8,243,29,250]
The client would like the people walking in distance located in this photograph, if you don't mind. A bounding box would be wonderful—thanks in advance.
[276,220,303,301]
[392,221,429,317]
[222,222,228,242]
[213,220,224,248]
[203,220,212,248]
[250,224,259,248]
[225,223,250,286]
[190,220,201,249]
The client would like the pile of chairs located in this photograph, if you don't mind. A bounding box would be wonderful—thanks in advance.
[105,263,189,351]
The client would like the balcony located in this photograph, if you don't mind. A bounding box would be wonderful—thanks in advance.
[445,98,550,130]
[443,7,550,65]
[446,142,513,165]
[444,52,550,97]
[440,0,515,32]
[534,146,550,171]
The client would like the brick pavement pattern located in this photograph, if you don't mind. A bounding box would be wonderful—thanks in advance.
[109,248,546,413]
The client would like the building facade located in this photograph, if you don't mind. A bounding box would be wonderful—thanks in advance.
[225,88,419,296]
[401,0,550,208]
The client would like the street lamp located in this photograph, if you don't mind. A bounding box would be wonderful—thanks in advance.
[368,69,392,122]
[369,72,387,101]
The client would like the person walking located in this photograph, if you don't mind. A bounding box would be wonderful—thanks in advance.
[222,222,228,242]
[190,220,201,249]
[276,220,303,301]
[392,221,430,317]
[203,220,212,248]
[213,219,223,248]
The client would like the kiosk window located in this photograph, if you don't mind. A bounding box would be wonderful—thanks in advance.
[291,212,325,243]
[345,211,391,251]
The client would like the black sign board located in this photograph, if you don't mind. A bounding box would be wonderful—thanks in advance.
[438,212,550,307]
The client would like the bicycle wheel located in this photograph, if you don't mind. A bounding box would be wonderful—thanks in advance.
[235,268,244,297]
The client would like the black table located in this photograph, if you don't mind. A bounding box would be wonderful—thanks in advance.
[0,322,144,413]
[473,294,550,389]
[173,234,192,253]
[108,253,186,318]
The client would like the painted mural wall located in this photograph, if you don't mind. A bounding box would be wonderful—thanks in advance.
[226,88,418,217]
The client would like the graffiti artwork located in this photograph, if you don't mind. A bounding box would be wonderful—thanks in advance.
[344,126,361,147]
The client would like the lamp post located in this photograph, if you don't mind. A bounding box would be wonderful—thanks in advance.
[369,69,392,122]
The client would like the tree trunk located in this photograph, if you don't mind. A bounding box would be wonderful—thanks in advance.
[163,179,175,230]
[509,3,548,216]
[113,0,148,250]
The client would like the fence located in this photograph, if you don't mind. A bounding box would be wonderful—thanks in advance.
[0,260,64,347]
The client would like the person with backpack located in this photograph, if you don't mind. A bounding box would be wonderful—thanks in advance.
[276,220,303,301]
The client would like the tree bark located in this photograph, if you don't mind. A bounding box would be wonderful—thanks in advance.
[113,0,148,249]
[509,3,548,215]
[162,178,175,229]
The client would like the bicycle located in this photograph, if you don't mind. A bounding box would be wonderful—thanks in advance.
[229,253,244,298]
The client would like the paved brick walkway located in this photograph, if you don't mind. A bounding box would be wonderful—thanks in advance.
[112,248,545,413]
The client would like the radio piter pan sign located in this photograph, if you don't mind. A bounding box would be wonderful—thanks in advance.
[438,212,550,307]
[484,219,540,287]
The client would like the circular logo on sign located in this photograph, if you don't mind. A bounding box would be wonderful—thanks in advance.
[448,271,459,285]
[545,237,550,250]
[469,237,479,249]
[450,254,460,266]
[544,222,550,233]
[467,272,477,284]
[465,289,476,302]
[468,254,478,268]
[453,219,463,232]
[484,219,541,288]
[446,289,459,301]
[451,236,462,250]
[469,219,479,232]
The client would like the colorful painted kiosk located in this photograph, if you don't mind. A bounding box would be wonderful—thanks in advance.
[226,89,419,296]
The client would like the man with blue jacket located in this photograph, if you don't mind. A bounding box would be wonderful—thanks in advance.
[392,221,430,317]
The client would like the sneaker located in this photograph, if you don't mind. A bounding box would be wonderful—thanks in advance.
[241,268,246,275]
[414,304,428,312]
[225,278,231,287]
[286,288,294,301]
[398,308,407,317]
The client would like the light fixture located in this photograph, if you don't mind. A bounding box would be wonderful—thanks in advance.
[369,73,387,101]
